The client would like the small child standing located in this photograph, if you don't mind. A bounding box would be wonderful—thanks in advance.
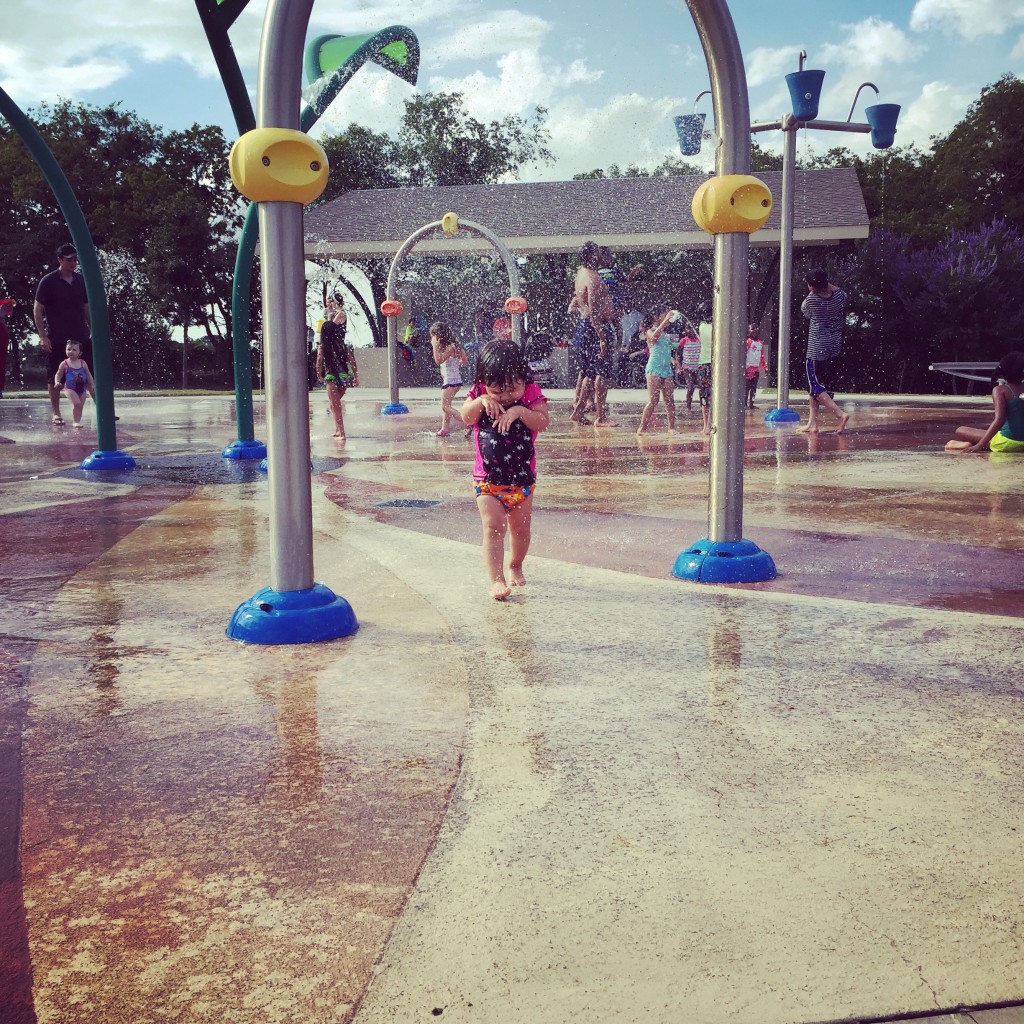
[430,321,468,436]
[54,340,95,429]
[461,342,549,601]
[745,323,768,409]
[950,350,1024,453]
[675,323,701,410]
[316,298,358,440]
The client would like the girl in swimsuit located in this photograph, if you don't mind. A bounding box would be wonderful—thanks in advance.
[430,321,468,437]
[461,342,550,601]
[54,340,95,429]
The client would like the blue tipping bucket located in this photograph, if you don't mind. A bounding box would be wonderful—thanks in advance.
[785,69,825,122]
[865,103,900,149]
[674,113,706,157]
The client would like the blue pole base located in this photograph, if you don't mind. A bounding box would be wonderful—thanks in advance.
[765,407,801,425]
[222,439,267,460]
[381,402,409,415]
[227,583,358,645]
[81,450,136,472]
[672,538,778,584]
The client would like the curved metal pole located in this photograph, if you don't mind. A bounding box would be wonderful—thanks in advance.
[846,82,880,123]
[693,89,712,113]
[257,0,315,593]
[384,218,523,408]
[0,86,123,463]
[685,0,751,544]
[230,202,259,444]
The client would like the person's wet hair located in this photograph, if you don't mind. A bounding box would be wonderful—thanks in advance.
[475,341,531,391]
[992,350,1024,387]
[695,300,712,321]
[578,241,601,268]
[806,268,829,290]
[640,304,670,334]
[431,321,456,348]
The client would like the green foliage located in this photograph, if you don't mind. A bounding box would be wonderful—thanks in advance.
[0,101,240,386]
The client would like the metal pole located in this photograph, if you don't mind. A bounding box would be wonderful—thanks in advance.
[686,0,751,543]
[776,113,797,413]
[258,0,315,594]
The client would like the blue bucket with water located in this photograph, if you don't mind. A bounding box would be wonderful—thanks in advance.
[866,103,900,149]
[674,113,706,157]
[785,69,825,122]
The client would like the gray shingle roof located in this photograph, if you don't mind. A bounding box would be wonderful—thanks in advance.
[304,168,868,257]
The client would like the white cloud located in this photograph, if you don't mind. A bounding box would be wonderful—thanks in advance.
[746,46,804,89]
[895,79,976,144]
[1014,33,1024,58]
[820,17,925,73]
[427,10,551,65]
[521,91,695,181]
[911,0,1024,39]
[428,48,603,120]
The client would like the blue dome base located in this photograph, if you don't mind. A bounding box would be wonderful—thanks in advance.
[381,402,409,415]
[672,538,778,584]
[222,439,267,460]
[227,583,358,644]
[81,450,136,472]
[765,407,801,425]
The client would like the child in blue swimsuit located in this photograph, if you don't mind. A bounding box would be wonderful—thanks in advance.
[952,350,1024,453]
[54,340,95,429]
[461,342,549,601]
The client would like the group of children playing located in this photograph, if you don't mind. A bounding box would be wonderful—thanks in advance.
[49,291,1024,602]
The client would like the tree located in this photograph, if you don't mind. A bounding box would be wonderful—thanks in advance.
[930,74,1024,235]
[0,102,241,385]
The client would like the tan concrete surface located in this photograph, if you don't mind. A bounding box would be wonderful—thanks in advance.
[1,390,1022,1024]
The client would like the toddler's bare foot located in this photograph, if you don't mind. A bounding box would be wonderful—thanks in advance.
[570,414,592,426]
[594,418,616,427]
[435,428,451,437]
[508,564,527,587]
[491,579,512,601]
[798,422,819,433]
[333,430,346,440]
[835,414,850,434]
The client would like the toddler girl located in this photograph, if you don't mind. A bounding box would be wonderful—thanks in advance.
[54,340,95,429]
[461,342,549,600]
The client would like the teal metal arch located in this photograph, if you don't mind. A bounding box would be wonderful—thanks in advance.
[196,0,419,458]
[0,87,132,472]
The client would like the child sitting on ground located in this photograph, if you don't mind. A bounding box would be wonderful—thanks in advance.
[947,350,1024,453]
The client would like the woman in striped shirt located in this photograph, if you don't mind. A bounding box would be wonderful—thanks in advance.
[799,268,850,434]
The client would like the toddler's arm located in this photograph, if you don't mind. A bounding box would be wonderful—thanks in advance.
[54,360,66,387]
[494,398,549,434]
[85,362,96,400]
[462,392,502,425]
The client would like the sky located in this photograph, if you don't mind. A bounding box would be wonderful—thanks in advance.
[4,0,1024,183]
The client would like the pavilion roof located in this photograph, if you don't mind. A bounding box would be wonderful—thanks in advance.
[304,168,869,258]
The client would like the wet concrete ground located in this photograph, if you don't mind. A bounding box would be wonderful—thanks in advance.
[1,388,1022,1024]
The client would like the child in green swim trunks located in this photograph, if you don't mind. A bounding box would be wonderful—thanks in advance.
[952,351,1024,453]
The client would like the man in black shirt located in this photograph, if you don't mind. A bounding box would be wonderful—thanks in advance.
[34,243,91,424]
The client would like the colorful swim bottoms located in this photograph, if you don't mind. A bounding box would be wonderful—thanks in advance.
[325,372,353,386]
[474,481,533,510]
[989,431,1024,453]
